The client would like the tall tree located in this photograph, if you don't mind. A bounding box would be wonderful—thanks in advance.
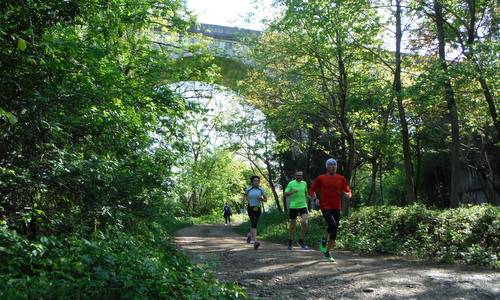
[433,0,461,207]
[394,0,416,204]
[444,0,499,140]
[220,107,283,212]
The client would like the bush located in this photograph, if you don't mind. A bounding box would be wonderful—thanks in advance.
[0,217,246,299]
[237,204,500,268]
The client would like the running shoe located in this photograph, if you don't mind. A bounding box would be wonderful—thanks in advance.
[254,241,261,249]
[319,237,327,253]
[324,252,335,262]
[298,239,308,250]
[246,235,251,244]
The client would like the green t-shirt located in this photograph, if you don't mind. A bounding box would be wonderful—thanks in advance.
[285,179,307,209]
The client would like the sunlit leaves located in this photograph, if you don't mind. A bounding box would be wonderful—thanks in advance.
[17,38,27,51]
[0,0,213,231]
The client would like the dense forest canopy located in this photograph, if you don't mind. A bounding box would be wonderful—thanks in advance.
[2,0,497,230]
[1,0,204,233]
[240,0,499,209]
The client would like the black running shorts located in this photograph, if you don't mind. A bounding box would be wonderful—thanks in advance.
[322,209,340,241]
[247,206,262,228]
[289,207,308,219]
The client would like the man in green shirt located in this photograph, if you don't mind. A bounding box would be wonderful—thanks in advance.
[284,170,309,250]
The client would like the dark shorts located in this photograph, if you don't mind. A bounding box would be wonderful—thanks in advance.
[247,206,262,228]
[322,209,341,240]
[289,207,308,219]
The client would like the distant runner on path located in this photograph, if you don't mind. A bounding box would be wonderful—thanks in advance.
[284,170,309,250]
[243,175,267,249]
[309,158,352,262]
[223,203,232,225]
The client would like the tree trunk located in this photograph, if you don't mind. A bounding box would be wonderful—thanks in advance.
[369,158,378,205]
[336,30,354,215]
[477,71,500,140]
[434,0,461,208]
[263,124,282,212]
[279,157,288,211]
[336,31,355,182]
[189,190,197,213]
[379,160,385,205]
[265,158,283,211]
[394,0,416,205]
[415,135,422,198]
[462,0,500,140]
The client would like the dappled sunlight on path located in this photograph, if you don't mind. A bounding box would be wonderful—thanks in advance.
[176,224,500,300]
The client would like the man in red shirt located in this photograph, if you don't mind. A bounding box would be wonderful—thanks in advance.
[309,158,352,262]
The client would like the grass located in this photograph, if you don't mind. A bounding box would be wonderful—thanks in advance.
[193,212,249,225]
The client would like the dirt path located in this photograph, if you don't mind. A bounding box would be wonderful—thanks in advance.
[175,224,500,300]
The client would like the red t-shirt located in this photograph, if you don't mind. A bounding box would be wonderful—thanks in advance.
[309,173,351,209]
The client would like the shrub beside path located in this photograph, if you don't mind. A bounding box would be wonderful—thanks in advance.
[176,224,499,299]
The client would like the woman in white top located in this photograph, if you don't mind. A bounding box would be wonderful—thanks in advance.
[243,175,267,249]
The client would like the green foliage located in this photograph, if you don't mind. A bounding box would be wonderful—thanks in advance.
[0,218,245,299]
[0,0,216,232]
[175,149,250,216]
[0,0,248,297]
[214,56,251,92]
[237,205,500,268]
[241,0,500,207]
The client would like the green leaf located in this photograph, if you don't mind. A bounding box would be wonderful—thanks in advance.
[17,38,27,51]
[0,108,17,125]
[5,112,17,125]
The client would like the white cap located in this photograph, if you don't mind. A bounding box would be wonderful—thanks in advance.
[325,158,337,167]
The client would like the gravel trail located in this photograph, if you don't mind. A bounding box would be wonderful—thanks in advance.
[175,224,499,300]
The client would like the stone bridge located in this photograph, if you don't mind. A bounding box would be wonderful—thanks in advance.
[152,23,261,60]
[187,23,261,59]
[152,23,261,89]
